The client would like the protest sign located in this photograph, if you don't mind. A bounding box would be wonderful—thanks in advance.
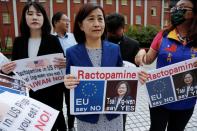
[70,66,139,114]
[0,73,27,96]
[145,58,197,107]
[13,53,65,91]
[0,92,59,131]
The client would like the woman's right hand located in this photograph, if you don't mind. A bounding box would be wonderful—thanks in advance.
[64,74,80,89]
[138,71,148,85]
[1,62,16,74]
[135,49,146,66]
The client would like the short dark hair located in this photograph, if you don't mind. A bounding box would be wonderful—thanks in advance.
[73,3,106,44]
[20,1,51,38]
[52,12,64,28]
[106,13,125,33]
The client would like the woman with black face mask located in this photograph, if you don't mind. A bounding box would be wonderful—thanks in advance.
[135,0,197,131]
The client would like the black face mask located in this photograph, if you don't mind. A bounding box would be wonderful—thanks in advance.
[108,35,123,44]
[170,8,186,26]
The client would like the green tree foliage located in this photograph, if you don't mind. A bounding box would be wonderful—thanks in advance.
[125,25,159,48]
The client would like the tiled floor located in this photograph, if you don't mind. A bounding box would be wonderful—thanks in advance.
[125,86,197,131]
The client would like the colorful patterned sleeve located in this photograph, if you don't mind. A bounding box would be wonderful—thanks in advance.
[150,31,163,52]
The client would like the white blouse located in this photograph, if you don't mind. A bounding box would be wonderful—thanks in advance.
[28,38,41,58]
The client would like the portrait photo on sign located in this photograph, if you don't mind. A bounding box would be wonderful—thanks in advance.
[104,80,137,112]
[173,68,197,100]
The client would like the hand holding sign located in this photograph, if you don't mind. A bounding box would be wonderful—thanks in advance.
[53,57,66,69]
[1,62,16,74]
[13,53,65,91]
[64,74,79,89]
[70,66,139,114]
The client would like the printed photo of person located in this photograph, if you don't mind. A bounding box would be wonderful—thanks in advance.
[105,80,137,112]
[184,70,197,97]
[173,69,197,100]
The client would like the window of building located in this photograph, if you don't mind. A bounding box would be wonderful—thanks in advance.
[56,0,64,3]
[136,15,141,25]
[0,0,9,2]
[20,0,27,2]
[136,0,141,6]
[164,19,169,26]
[39,0,46,2]
[121,0,127,5]
[73,0,80,3]
[106,0,112,5]
[2,13,10,24]
[89,0,97,4]
[5,37,12,48]
[123,15,128,24]
[164,1,169,8]
[151,7,156,16]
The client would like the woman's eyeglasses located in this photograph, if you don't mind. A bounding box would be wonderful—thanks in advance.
[170,6,193,13]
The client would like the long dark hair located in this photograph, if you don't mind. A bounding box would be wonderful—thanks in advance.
[20,1,51,38]
[163,0,197,46]
[73,3,106,44]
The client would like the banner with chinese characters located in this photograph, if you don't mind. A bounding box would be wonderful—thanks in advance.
[13,53,65,91]
[70,66,139,114]
[146,58,197,107]
[0,92,59,131]
[0,73,28,96]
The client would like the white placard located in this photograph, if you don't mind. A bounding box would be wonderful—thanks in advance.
[13,53,65,91]
[70,66,139,114]
[0,92,59,131]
